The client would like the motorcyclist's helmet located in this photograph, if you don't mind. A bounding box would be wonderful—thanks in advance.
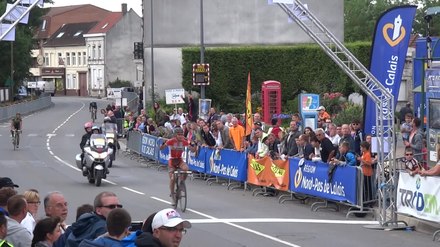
[84,121,93,130]
[103,116,111,123]
[91,125,101,134]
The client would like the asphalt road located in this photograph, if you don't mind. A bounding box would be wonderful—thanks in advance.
[0,97,437,247]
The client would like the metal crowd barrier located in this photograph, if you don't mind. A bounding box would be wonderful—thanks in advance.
[123,132,378,219]
[0,95,53,122]
[126,130,142,154]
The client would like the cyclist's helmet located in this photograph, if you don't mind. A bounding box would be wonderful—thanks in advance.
[103,116,111,123]
[173,127,184,136]
[84,121,93,130]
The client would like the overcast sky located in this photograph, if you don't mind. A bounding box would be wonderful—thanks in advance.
[45,0,143,16]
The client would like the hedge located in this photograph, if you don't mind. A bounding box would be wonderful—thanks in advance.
[182,42,371,113]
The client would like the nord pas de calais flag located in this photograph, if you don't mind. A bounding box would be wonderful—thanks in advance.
[245,72,254,136]
[364,5,417,136]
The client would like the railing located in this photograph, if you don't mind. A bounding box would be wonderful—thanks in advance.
[123,131,378,217]
[0,95,53,122]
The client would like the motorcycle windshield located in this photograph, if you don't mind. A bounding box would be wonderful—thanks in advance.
[90,134,106,149]
[103,123,117,133]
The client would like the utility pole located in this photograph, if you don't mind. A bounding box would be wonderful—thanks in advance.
[200,0,205,99]
[10,42,14,100]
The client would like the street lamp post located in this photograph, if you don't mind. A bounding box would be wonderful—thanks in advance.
[200,0,205,99]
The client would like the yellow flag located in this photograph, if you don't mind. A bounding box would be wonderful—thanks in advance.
[245,72,253,136]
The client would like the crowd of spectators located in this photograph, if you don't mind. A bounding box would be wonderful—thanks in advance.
[0,178,191,247]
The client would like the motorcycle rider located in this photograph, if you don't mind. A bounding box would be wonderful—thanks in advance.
[80,122,93,175]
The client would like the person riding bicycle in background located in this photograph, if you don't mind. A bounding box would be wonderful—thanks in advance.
[89,101,98,112]
[159,127,196,202]
[10,112,23,148]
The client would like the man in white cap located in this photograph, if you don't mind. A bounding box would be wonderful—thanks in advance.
[151,208,191,247]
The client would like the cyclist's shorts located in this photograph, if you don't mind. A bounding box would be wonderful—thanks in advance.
[168,158,188,172]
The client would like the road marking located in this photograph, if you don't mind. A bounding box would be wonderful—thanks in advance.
[186,218,379,225]
[28,133,38,137]
[47,134,57,137]
[65,134,75,137]
[122,187,145,195]
[150,196,302,247]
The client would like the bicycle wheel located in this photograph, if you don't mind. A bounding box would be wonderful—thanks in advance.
[12,132,16,150]
[179,181,187,212]
[172,174,179,209]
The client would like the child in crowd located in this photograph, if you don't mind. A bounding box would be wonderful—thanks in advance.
[401,147,422,176]
[400,113,413,143]
[358,141,373,202]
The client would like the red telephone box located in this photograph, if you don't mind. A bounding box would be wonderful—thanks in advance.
[261,80,281,124]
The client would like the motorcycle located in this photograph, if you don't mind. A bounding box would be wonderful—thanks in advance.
[75,134,113,186]
[102,122,117,168]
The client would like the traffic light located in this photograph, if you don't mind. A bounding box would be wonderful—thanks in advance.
[133,42,143,59]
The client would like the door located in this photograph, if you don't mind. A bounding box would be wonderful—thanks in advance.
[79,72,87,96]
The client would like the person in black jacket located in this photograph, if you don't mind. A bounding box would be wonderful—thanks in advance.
[79,122,93,173]
[200,124,216,147]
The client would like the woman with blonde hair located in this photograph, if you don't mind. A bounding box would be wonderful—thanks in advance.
[21,189,40,234]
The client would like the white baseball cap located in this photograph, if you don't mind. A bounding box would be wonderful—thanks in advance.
[151,208,192,230]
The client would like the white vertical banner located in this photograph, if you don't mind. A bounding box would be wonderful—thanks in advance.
[397,173,440,222]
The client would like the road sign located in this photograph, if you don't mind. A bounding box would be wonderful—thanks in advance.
[165,89,185,105]
[192,63,210,86]
[107,88,122,99]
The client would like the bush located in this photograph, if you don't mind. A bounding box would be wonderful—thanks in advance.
[332,103,363,126]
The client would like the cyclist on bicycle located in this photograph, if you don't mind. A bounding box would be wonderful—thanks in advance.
[10,112,22,148]
[159,127,196,201]
[89,101,98,112]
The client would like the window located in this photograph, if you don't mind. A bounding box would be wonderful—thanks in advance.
[73,74,77,89]
[66,52,70,66]
[83,52,87,65]
[67,74,72,89]
[56,32,64,38]
[92,45,96,59]
[74,31,82,37]
[41,20,47,30]
[98,45,102,59]
[78,52,82,65]
[72,52,76,66]
[57,52,64,66]
[44,53,49,66]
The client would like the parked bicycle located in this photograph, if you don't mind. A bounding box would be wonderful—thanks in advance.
[172,169,192,212]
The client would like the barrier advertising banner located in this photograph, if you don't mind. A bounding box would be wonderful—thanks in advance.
[247,155,290,191]
[187,147,207,173]
[140,134,158,160]
[157,138,169,165]
[364,6,417,136]
[397,173,440,222]
[289,158,357,205]
[205,149,247,181]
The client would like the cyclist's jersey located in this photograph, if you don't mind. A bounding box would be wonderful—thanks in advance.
[165,138,189,159]
[11,117,21,130]
[90,102,97,110]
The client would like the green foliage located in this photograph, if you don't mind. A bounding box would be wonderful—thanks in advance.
[332,103,364,126]
[0,1,51,92]
[108,78,132,88]
[344,0,440,41]
[182,43,371,113]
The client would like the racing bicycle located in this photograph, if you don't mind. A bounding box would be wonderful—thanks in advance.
[172,170,192,212]
[91,107,97,122]
[11,129,20,150]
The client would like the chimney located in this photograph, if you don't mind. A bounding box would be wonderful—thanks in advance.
[122,3,127,15]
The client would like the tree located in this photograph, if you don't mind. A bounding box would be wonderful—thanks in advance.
[0,0,51,91]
